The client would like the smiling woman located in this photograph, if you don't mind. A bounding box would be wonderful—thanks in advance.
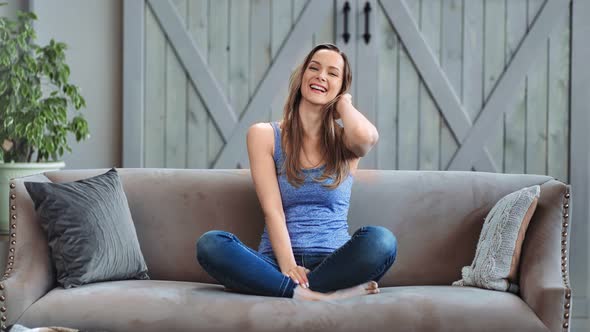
[196,43,394,302]
[304,54,344,101]
[280,44,356,189]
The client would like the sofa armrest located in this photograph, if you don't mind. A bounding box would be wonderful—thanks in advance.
[520,180,572,332]
[1,176,55,329]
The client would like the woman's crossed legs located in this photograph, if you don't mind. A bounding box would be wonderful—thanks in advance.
[196,226,397,300]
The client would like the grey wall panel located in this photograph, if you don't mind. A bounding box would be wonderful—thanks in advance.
[123,0,144,168]
[504,1,528,175]
[186,0,209,169]
[33,0,123,169]
[570,0,590,323]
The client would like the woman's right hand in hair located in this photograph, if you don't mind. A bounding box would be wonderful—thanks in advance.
[283,265,311,288]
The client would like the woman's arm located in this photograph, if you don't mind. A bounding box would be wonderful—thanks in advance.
[246,123,299,275]
[336,93,379,158]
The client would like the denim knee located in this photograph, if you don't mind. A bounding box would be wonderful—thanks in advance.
[363,226,397,260]
[196,230,230,263]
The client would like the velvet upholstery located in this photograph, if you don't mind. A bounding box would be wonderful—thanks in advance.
[24,168,149,288]
[4,168,571,331]
[20,281,548,332]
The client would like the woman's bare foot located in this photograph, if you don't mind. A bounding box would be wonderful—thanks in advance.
[328,281,380,299]
[292,281,379,301]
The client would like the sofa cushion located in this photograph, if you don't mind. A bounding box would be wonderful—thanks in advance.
[39,169,553,286]
[24,168,149,288]
[452,185,540,293]
[18,281,549,332]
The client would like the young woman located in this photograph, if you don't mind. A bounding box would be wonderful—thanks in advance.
[196,43,397,301]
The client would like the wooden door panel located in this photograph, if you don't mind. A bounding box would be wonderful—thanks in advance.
[144,0,340,169]
[374,0,569,181]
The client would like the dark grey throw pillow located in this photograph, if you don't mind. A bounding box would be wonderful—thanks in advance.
[25,168,149,288]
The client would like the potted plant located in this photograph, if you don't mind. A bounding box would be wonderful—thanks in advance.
[0,8,89,233]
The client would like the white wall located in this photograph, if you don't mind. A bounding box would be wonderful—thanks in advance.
[0,1,26,18]
[31,0,123,169]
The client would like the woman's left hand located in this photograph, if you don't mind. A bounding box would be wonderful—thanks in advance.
[334,93,352,120]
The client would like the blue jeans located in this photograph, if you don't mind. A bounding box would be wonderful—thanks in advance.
[196,226,397,298]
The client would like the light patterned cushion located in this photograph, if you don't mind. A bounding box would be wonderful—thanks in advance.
[452,185,540,293]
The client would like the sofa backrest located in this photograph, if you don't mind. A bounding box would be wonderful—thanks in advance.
[40,168,559,287]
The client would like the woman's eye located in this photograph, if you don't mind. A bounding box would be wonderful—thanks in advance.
[309,67,317,71]
[330,73,338,77]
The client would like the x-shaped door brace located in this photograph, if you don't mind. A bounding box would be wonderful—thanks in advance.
[150,0,568,171]
[381,0,569,171]
[148,0,331,168]
[147,0,236,141]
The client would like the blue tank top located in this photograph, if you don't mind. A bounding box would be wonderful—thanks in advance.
[257,121,353,255]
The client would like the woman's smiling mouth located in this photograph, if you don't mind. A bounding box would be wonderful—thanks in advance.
[310,83,327,94]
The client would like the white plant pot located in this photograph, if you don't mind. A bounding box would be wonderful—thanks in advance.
[0,161,65,234]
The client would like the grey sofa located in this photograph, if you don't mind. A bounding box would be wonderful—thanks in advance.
[3,168,572,331]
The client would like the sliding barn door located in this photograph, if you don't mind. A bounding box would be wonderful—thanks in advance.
[140,0,335,169]
[347,0,570,179]
[130,0,570,179]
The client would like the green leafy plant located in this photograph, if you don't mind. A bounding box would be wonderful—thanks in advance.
[0,8,89,163]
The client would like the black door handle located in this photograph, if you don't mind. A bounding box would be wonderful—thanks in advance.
[342,1,351,44]
[363,2,371,44]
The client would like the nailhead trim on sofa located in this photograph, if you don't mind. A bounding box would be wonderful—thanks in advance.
[561,189,572,330]
[1,182,18,331]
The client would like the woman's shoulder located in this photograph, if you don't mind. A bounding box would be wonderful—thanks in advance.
[248,121,274,132]
[246,122,277,155]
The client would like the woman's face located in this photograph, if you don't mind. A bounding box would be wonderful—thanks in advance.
[300,49,345,106]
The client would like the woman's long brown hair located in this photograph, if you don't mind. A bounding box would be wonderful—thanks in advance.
[280,43,354,189]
